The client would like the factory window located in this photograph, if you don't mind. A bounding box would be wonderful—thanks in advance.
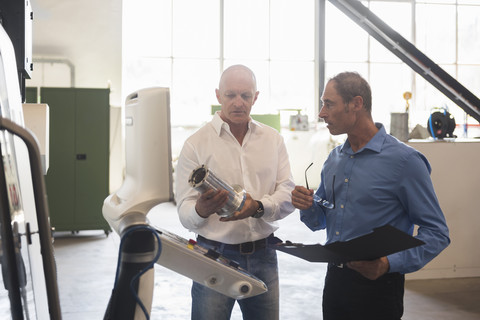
[325,0,413,130]
[123,0,480,134]
[415,1,480,134]
[122,0,314,126]
[324,0,480,136]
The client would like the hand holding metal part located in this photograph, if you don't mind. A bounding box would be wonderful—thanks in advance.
[189,164,246,218]
[219,193,258,222]
[195,188,229,218]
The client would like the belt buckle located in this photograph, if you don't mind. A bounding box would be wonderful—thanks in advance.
[330,262,344,268]
[239,241,255,255]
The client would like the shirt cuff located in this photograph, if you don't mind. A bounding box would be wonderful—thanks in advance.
[299,207,322,231]
[190,206,208,226]
[386,254,402,273]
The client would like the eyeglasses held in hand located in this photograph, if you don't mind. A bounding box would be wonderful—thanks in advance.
[304,162,335,209]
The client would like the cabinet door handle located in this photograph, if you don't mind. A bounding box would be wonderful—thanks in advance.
[76,154,87,160]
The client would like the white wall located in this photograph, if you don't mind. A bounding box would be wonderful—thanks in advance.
[29,0,122,107]
[407,140,480,280]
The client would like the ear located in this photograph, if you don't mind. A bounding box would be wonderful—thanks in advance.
[351,96,364,111]
[215,88,221,104]
[252,91,259,105]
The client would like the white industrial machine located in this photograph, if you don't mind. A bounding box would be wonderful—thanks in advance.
[102,88,267,319]
[103,88,174,234]
[0,24,61,319]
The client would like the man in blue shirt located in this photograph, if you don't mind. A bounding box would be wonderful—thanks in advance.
[291,71,450,320]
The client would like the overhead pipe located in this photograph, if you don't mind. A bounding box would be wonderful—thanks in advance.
[33,58,75,87]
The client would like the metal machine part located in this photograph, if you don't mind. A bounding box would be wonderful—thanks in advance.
[188,164,246,218]
[427,109,456,139]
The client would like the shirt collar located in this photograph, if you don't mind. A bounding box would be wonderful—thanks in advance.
[211,111,225,136]
[341,123,386,154]
[211,111,257,136]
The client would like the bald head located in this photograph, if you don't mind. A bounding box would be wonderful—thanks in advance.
[215,64,259,131]
[218,65,257,92]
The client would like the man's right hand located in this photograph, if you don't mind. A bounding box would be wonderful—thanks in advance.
[195,189,229,218]
[291,185,314,210]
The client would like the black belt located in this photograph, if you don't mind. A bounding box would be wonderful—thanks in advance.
[329,262,346,269]
[197,234,273,255]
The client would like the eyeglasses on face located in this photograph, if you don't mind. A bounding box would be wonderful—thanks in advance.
[304,162,335,209]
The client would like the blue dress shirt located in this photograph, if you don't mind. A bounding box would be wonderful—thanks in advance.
[300,123,450,274]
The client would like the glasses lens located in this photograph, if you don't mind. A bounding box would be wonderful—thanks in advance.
[313,194,334,209]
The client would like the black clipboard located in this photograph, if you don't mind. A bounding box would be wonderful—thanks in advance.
[271,225,425,264]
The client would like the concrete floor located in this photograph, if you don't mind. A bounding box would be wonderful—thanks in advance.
[52,202,480,319]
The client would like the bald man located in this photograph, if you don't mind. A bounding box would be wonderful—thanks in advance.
[175,65,295,320]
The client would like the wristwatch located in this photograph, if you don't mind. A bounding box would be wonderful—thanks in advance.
[252,200,265,218]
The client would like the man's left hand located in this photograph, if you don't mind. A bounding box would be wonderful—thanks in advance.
[346,257,390,280]
[219,193,257,222]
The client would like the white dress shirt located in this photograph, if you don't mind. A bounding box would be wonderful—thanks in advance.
[175,112,295,244]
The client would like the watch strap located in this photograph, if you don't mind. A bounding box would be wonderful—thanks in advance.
[252,200,265,218]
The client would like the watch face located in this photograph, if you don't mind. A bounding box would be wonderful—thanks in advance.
[253,201,264,218]
[256,201,263,211]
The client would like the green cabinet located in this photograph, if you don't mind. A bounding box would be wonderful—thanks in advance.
[40,88,110,234]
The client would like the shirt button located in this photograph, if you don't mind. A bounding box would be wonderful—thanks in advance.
[335,231,340,235]
[344,178,348,183]
[350,155,354,159]
[340,204,344,209]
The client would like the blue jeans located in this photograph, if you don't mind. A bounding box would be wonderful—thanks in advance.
[191,238,279,320]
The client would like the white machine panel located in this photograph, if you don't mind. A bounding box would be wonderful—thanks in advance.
[103,87,174,232]
[154,227,267,299]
